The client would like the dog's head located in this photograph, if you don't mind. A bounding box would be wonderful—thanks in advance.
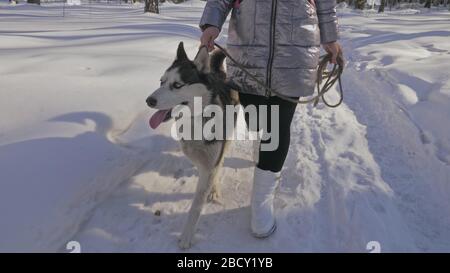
[146,42,211,129]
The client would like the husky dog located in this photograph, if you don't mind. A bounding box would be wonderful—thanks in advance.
[146,42,238,249]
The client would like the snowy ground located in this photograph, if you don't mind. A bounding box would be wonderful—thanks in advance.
[0,1,449,252]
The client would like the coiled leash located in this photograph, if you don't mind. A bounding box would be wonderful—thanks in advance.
[213,42,345,108]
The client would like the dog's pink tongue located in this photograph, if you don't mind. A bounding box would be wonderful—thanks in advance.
[149,109,170,129]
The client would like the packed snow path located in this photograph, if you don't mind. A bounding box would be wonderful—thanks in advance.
[1,2,449,252]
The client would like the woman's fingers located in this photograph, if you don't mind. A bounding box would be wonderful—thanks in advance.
[200,34,209,47]
[199,35,214,52]
[200,26,220,52]
[208,39,215,51]
[199,38,214,51]
[323,42,341,65]
[329,46,337,64]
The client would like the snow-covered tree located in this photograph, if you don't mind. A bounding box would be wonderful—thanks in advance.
[355,0,366,9]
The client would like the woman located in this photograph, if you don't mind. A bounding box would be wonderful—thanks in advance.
[199,0,342,238]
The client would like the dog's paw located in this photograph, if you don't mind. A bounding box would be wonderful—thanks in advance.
[178,235,193,250]
[207,187,222,204]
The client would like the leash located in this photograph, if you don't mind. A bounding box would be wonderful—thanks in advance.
[213,42,345,108]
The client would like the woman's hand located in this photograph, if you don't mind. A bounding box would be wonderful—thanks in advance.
[322,41,342,65]
[200,26,220,52]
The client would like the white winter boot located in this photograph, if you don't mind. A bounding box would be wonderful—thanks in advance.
[251,167,280,238]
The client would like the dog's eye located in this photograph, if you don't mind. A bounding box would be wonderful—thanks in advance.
[173,82,185,89]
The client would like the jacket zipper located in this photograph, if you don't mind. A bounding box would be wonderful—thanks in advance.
[265,0,278,97]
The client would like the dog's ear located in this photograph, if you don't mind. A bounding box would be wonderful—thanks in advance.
[176,42,188,61]
[193,46,210,73]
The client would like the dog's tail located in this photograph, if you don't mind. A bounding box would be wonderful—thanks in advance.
[210,49,227,80]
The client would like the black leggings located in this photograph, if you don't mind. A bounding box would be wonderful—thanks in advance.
[239,93,298,173]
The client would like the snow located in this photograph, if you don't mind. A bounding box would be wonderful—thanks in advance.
[0,1,449,252]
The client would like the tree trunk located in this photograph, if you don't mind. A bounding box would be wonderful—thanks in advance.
[379,0,386,12]
[424,0,432,7]
[27,0,40,4]
[144,0,159,13]
[392,0,398,8]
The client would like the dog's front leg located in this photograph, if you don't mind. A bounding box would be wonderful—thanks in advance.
[178,166,216,249]
[208,141,230,203]
[207,160,224,204]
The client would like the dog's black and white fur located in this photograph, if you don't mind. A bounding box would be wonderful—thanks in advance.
[146,42,239,249]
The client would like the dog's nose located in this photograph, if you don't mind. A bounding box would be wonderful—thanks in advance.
[146,97,157,107]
